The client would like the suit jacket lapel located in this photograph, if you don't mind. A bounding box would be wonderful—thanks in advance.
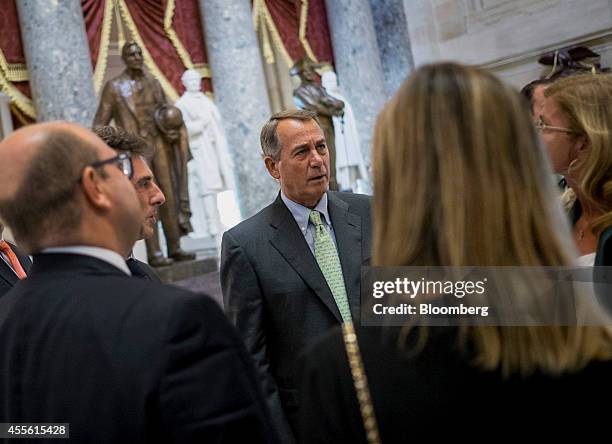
[11,242,32,275]
[328,193,363,318]
[268,196,343,322]
[0,241,29,285]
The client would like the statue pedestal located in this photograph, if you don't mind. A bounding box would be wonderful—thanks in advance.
[154,256,218,284]
[181,234,219,253]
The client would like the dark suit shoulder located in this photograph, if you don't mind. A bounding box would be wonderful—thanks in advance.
[118,278,220,317]
[224,200,280,244]
[329,191,372,212]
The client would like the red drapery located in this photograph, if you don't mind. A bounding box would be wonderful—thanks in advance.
[82,0,106,68]
[0,0,35,127]
[302,0,333,63]
[256,0,334,65]
[0,0,213,128]
[120,0,211,98]
[171,0,212,93]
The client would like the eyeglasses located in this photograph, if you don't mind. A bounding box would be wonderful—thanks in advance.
[535,117,575,134]
[79,153,133,182]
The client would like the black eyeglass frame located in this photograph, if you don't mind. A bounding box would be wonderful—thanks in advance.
[78,153,134,183]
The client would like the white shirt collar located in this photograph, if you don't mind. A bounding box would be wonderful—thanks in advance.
[41,246,131,275]
[281,191,331,232]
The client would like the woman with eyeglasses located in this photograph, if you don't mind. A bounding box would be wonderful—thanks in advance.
[297,63,612,443]
[538,74,612,265]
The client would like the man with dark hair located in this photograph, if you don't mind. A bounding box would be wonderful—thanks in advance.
[520,78,552,118]
[0,221,31,299]
[93,125,163,280]
[221,109,372,441]
[0,122,277,443]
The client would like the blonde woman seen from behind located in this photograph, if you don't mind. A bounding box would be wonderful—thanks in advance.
[297,63,612,443]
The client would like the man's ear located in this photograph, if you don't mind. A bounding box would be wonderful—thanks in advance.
[80,167,112,211]
[264,156,281,181]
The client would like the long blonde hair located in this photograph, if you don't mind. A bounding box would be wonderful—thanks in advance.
[372,63,612,376]
[545,74,612,234]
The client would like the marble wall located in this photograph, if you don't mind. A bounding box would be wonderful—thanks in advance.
[403,0,612,88]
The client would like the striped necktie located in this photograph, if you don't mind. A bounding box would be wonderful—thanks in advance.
[309,210,352,322]
[0,240,27,280]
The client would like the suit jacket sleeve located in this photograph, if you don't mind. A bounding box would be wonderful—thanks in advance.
[220,231,294,442]
[93,81,115,126]
[296,328,366,444]
[158,293,278,443]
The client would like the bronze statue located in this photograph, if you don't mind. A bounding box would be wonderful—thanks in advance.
[94,41,195,266]
[154,105,193,236]
[291,58,344,191]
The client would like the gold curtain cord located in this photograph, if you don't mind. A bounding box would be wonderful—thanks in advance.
[252,0,294,68]
[298,0,318,63]
[0,49,36,119]
[93,0,114,95]
[116,0,179,101]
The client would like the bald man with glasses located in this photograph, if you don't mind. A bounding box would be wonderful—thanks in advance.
[0,122,278,443]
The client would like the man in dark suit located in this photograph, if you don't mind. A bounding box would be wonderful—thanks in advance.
[221,109,371,441]
[0,122,277,443]
[0,221,31,298]
[93,125,164,281]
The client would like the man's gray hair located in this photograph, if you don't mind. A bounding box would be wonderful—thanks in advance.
[260,109,320,160]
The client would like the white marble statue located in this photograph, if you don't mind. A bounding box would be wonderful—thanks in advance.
[175,69,235,239]
[321,71,370,194]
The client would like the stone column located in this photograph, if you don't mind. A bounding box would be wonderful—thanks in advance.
[17,0,96,125]
[197,0,276,218]
[325,0,386,168]
[370,0,414,96]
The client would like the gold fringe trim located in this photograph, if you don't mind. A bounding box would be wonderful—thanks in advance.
[0,49,28,82]
[316,63,333,73]
[10,103,31,125]
[164,0,193,68]
[116,0,179,101]
[193,62,211,79]
[163,0,211,79]
[252,0,273,63]
[93,0,114,95]
[299,0,318,62]
[113,0,126,49]
[253,0,294,68]
[0,49,36,119]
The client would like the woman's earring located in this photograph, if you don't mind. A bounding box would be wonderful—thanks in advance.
[566,158,579,176]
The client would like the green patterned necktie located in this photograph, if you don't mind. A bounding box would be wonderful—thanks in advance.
[309,210,352,322]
